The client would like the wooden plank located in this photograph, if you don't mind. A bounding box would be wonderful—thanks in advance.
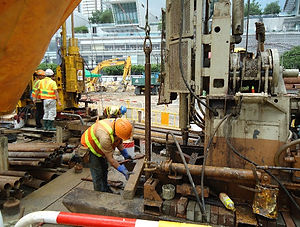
[0,137,8,171]
[282,211,296,227]
[20,167,90,215]
[56,126,63,143]
[277,212,286,227]
[122,158,144,200]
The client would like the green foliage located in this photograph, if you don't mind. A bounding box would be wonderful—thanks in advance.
[88,9,113,24]
[244,0,262,16]
[264,1,281,14]
[101,64,161,75]
[74,26,89,33]
[281,46,300,69]
[37,63,58,72]
[132,65,145,75]
[102,65,124,75]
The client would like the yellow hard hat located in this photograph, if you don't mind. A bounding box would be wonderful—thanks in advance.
[115,118,132,140]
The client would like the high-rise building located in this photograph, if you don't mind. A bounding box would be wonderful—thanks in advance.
[77,0,105,17]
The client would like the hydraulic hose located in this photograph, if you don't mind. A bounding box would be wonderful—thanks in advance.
[166,132,206,221]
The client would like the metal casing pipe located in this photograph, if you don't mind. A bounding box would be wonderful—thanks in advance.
[160,161,261,182]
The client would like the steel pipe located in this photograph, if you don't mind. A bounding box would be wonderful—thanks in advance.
[29,171,59,182]
[159,161,262,181]
[8,152,52,158]
[8,160,42,167]
[0,180,12,191]
[0,170,32,181]
[0,177,20,189]
[24,178,46,189]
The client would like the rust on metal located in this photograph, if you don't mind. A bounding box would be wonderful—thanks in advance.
[236,205,258,226]
[159,160,262,182]
[0,180,12,191]
[29,171,59,182]
[253,184,279,219]
[0,176,22,188]
[176,196,188,217]
[24,178,46,189]
[8,160,43,167]
[176,184,209,198]
[8,152,52,158]
[0,170,31,181]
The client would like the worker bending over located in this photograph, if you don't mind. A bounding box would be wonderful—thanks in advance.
[81,118,132,192]
[103,105,127,118]
[34,69,61,131]
[31,70,45,129]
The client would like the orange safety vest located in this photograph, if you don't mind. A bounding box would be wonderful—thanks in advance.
[39,77,56,99]
[81,119,120,157]
[31,79,41,99]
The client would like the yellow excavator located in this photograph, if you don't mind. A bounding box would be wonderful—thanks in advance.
[86,56,131,92]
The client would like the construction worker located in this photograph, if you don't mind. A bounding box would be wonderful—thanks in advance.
[34,68,61,131]
[103,105,127,118]
[81,118,133,192]
[31,70,45,129]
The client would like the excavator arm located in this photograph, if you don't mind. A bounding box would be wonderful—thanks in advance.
[86,57,131,92]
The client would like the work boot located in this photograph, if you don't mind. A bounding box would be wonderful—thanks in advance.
[43,120,49,131]
[48,120,56,131]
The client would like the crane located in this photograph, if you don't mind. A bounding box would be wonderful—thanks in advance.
[86,56,131,92]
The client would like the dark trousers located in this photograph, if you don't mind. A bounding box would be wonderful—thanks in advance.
[35,101,44,128]
[89,151,110,192]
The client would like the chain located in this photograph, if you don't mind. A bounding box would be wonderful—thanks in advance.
[143,0,152,52]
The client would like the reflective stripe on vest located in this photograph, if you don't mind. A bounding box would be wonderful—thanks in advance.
[83,120,115,158]
[31,80,40,98]
[40,79,56,99]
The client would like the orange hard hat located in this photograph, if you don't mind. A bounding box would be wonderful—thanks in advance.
[115,118,132,140]
[36,69,45,76]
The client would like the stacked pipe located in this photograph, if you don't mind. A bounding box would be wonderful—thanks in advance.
[133,122,202,145]
[284,77,300,93]
[0,170,32,200]
[8,143,67,168]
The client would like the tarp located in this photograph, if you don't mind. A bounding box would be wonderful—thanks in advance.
[85,69,102,78]
[0,0,81,115]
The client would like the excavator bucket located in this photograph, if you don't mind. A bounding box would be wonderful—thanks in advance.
[0,0,81,115]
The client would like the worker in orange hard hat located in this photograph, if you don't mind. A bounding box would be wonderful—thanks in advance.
[31,70,45,129]
[81,118,133,192]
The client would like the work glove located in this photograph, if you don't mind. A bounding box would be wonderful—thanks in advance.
[120,148,132,160]
[117,164,129,180]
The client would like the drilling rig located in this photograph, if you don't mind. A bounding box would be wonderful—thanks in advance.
[155,0,300,225]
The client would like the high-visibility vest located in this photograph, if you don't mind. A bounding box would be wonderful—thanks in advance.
[104,106,120,118]
[31,79,41,99]
[81,119,117,157]
[39,77,57,99]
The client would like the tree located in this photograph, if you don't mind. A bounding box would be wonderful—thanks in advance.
[244,0,262,16]
[37,63,58,72]
[88,9,113,24]
[281,46,300,69]
[101,64,161,75]
[264,1,281,15]
[74,26,88,33]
